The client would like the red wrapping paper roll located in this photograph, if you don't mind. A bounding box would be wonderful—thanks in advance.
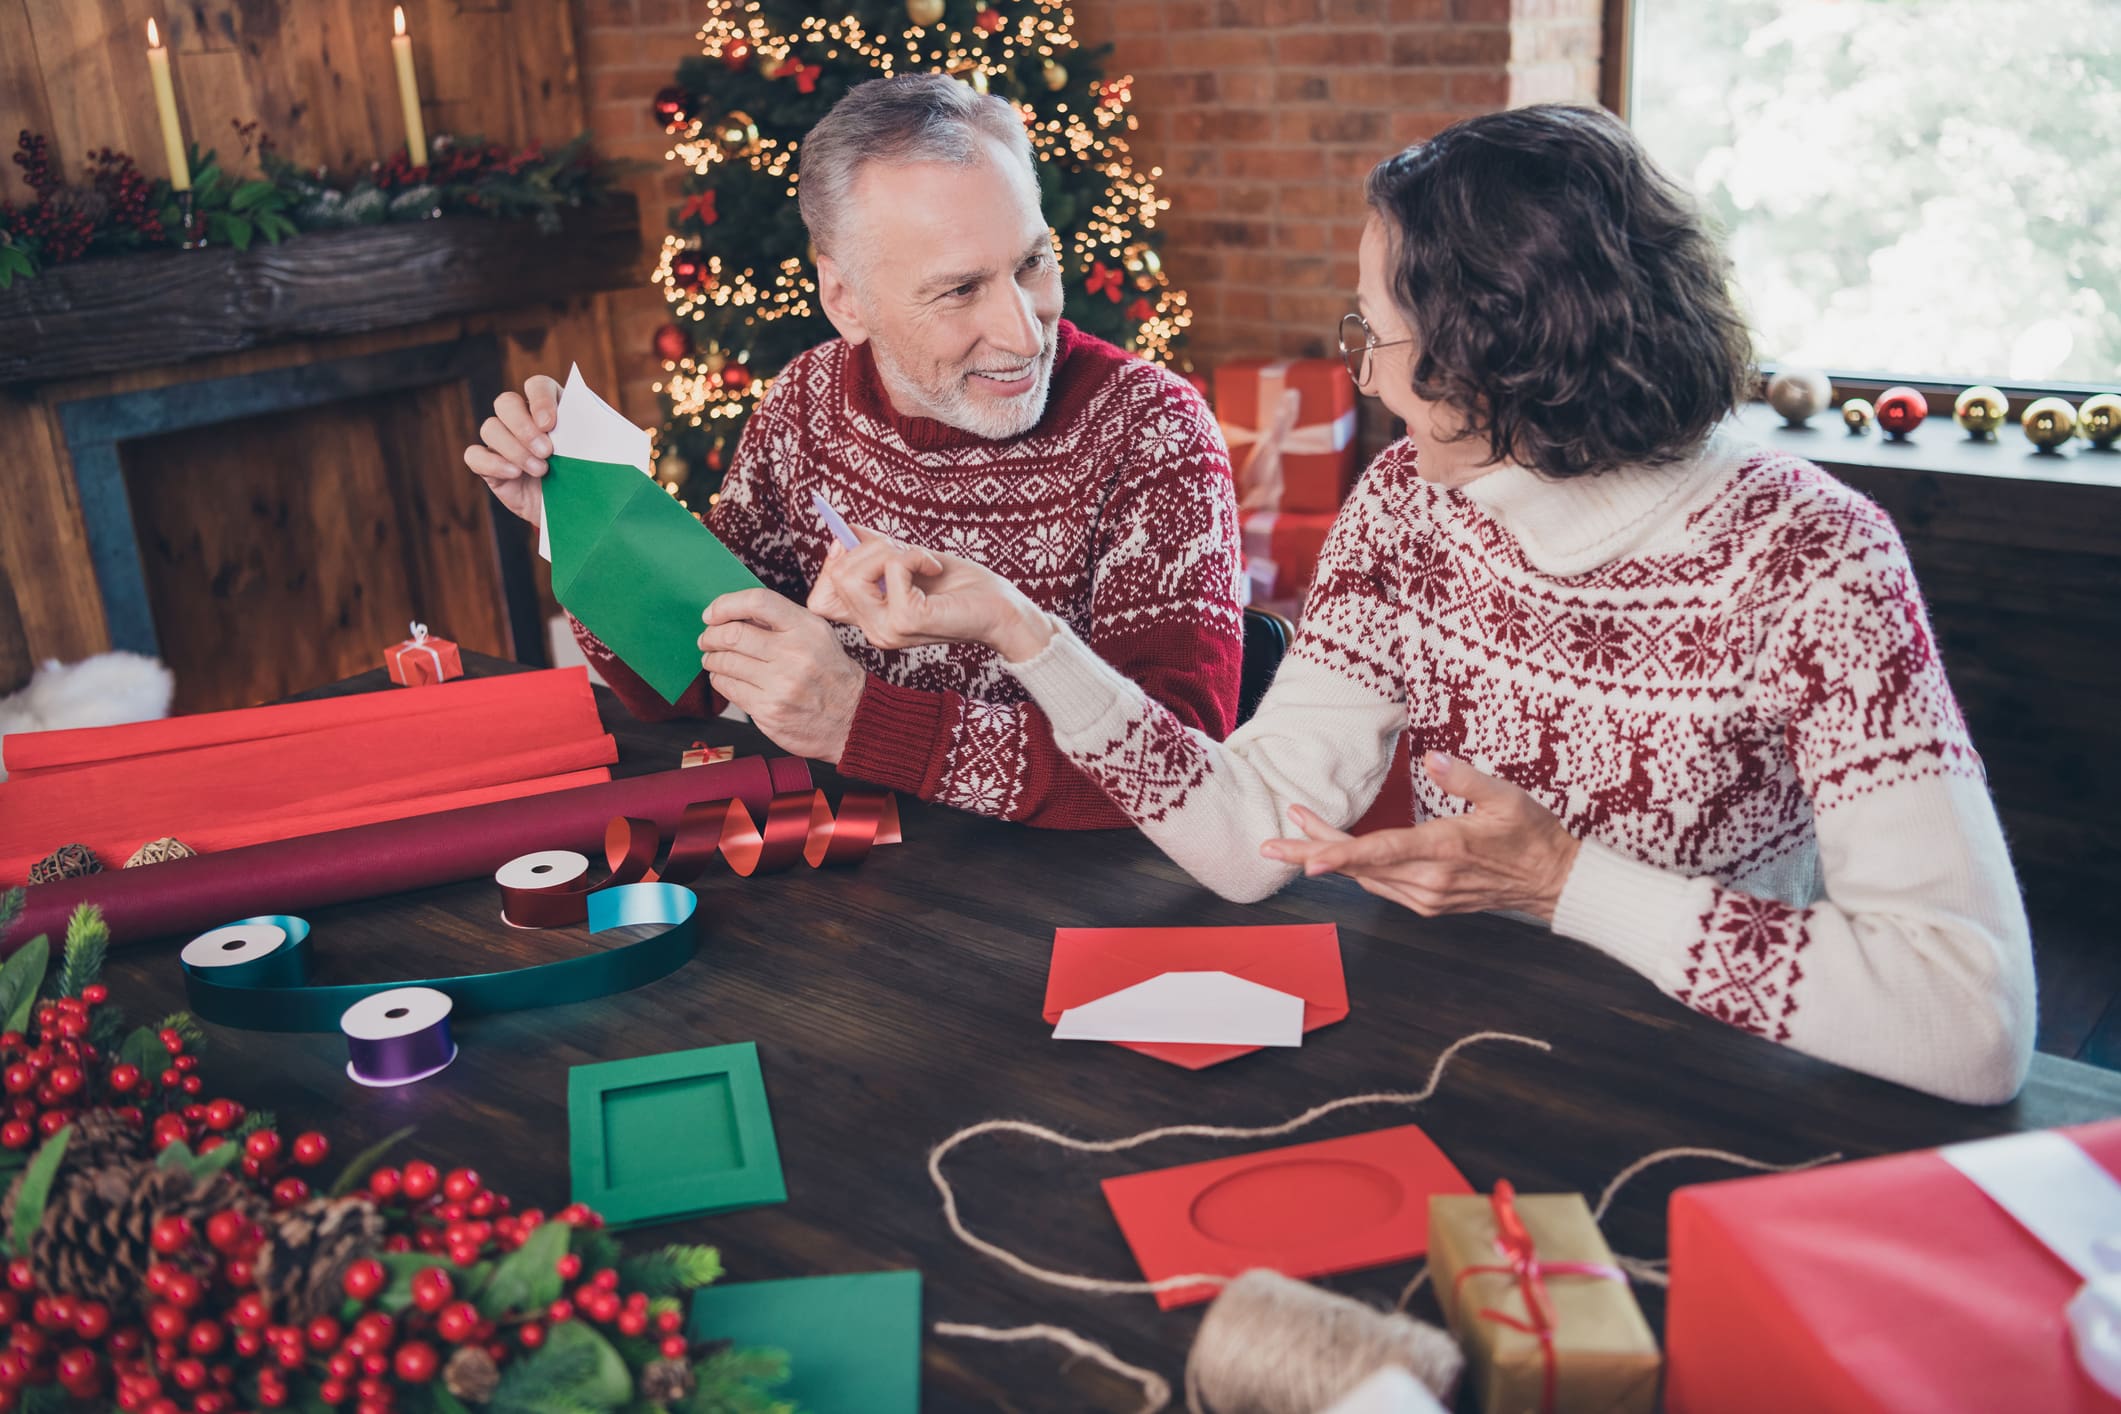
[3,756,813,951]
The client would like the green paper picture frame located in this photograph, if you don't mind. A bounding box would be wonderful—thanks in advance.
[567,1042,785,1228]
[688,1270,922,1414]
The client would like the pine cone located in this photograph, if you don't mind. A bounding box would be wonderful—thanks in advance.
[25,1160,259,1314]
[638,1358,696,1406]
[444,1346,501,1403]
[2,1110,146,1219]
[253,1196,385,1324]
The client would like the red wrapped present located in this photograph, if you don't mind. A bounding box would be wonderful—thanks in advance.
[1242,508,1336,603]
[1668,1118,2121,1413]
[385,622,463,687]
[1216,358,1358,515]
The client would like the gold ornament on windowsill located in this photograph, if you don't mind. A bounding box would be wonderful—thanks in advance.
[715,110,760,156]
[1952,385,2009,440]
[2079,392,2121,449]
[1841,397,1875,435]
[2021,396,2077,451]
[906,0,945,25]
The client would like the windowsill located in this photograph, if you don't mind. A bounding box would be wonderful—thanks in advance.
[1735,402,2121,490]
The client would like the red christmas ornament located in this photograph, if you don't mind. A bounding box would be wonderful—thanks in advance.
[678,191,719,227]
[721,363,752,392]
[671,253,713,292]
[651,85,690,130]
[652,323,693,363]
[975,4,1005,32]
[1875,385,1927,439]
[723,38,753,70]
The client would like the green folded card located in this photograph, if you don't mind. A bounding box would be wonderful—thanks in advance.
[544,452,763,704]
[567,1042,785,1229]
[688,1270,922,1414]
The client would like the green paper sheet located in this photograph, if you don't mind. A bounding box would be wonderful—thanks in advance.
[567,1042,786,1228]
[544,453,763,704]
[688,1271,922,1414]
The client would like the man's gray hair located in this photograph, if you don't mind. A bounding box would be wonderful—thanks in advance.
[797,74,1035,262]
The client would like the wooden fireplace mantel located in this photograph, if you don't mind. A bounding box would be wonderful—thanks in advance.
[1,195,643,385]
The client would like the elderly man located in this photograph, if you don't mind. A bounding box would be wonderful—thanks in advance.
[466,73,1241,827]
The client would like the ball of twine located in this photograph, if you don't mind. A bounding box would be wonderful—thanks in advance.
[1185,1270,1460,1414]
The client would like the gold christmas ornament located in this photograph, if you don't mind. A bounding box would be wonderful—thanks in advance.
[1841,397,1875,435]
[1952,385,2009,440]
[2078,392,2121,449]
[2021,396,2078,451]
[715,110,760,156]
[906,0,946,24]
[703,349,728,376]
[1042,60,1068,91]
[1766,368,1832,428]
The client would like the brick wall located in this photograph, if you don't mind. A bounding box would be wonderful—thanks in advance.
[572,0,1604,433]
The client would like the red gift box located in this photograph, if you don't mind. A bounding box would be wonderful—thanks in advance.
[1242,508,1335,603]
[385,622,463,687]
[1216,358,1358,515]
[1667,1118,2121,1413]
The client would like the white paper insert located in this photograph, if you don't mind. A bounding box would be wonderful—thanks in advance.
[538,362,655,562]
[1053,970,1304,1048]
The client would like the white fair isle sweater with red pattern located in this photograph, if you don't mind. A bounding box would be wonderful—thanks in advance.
[576,320,1244,828]
[1007,430,2037,1103]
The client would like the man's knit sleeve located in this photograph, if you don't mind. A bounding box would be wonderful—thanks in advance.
[1002,450,1415,876]
[566,380,805,723]
[834,376,1245,828]
[1551,509,2036,1104]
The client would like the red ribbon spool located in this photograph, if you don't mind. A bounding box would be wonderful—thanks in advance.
[499,789,902,928]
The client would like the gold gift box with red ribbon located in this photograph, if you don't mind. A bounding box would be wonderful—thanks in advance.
[384,622,463,688]
[1429,1184,1661,1414]
[1216,358,1359,515]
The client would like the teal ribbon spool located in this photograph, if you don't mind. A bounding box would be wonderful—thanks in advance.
[179,883,700,1033]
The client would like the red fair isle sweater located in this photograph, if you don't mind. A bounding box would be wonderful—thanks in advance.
[576,320,1243,828]
[1006,431,2037,1103]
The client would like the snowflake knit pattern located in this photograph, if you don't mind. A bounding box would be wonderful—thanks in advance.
[576,319,1244,828]
[1008,432,2034,1102]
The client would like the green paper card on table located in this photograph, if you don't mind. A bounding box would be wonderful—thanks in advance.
[541,363,762,704]
[567,1042,785,1229]
[687,1271,922,1414]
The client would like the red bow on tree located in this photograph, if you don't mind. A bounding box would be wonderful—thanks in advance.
[1453,1181,1628,1414]
[1126,296,1156,322]
[679,192,718,226]
[1086,262,1124,302]
[773,55,823,93]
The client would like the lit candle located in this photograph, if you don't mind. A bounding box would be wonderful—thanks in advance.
[391,6,428,168]
[145,19,191,192]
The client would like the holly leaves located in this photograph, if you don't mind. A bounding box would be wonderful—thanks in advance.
[0,932,49,1036]
[5,1125,70,1256]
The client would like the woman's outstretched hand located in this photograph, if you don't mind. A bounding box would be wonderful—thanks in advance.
[806,526,1056,663]
[1261,751,1583,923]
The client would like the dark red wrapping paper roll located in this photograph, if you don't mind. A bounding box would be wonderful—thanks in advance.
[3,756,813,951]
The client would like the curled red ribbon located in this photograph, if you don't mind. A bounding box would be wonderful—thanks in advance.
[500,789,902,928]
[1452,1180,1627,1414]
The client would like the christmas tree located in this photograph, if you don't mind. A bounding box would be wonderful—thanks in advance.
[644,0,1192,500]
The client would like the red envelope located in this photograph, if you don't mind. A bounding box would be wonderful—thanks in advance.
[1044,925,1348,1069]
[1102,1124,1472,1309]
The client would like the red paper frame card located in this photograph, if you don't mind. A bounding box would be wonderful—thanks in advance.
[1044,923,1347,1069]
[1102,1124,1471,1309]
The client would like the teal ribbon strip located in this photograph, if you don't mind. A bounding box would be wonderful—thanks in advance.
[179,883,699,1033]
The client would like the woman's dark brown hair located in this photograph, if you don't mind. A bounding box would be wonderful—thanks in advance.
[1365,104,1755,479]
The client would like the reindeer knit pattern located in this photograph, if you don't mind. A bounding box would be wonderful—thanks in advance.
[576,320,1244,828]
[1006,430,2037,1103]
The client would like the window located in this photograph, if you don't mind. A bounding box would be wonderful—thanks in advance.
[1628,1,2121,388]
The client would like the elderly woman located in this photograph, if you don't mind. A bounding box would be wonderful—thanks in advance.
[803,104,2035,1105]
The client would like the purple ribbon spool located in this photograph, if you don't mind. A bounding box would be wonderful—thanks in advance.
[341,986,459,1087]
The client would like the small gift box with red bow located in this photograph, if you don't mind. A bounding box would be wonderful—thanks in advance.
[681,741,735,768]
[1667,1118,2121,1413]
[384,621,463,687]
[1429,1183,1661,1414]
[1216,358,1359,515]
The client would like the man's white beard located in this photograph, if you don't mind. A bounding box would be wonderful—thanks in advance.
[872,325,1059,441]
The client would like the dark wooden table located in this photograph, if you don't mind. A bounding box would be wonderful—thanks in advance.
[99,655,2121,1411]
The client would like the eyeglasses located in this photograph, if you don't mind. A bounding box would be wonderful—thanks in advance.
[1339,311,1414,387]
